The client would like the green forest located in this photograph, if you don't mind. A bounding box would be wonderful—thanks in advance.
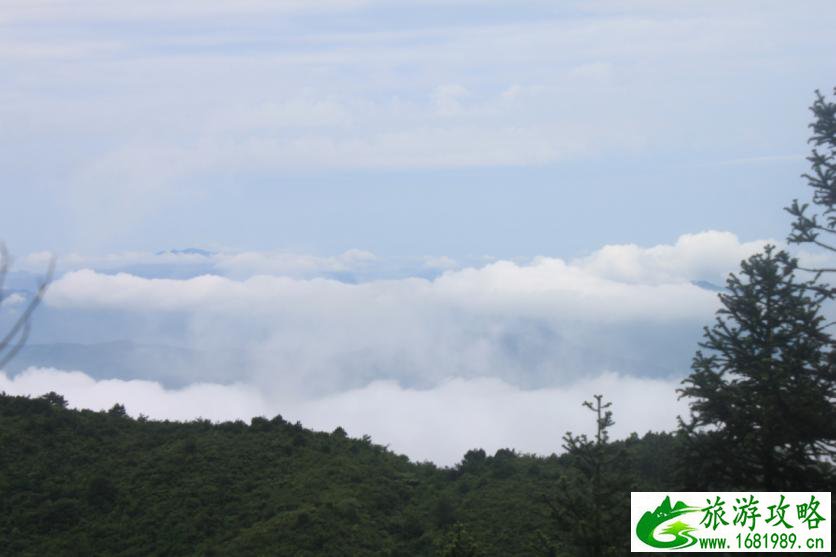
[1,90,835,556]
[0,391,679,556]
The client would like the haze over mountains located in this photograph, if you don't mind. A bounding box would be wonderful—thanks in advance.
[3,0,836,466]
[4,231,829,464]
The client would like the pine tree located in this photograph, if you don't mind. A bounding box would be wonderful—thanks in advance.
[541,395,629,557]
[678,246,836,491]
[786,87,836,291]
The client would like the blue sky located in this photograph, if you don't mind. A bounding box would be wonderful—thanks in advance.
[2,1,835,464]
[2,0,834,257]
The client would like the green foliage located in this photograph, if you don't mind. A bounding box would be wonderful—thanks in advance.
[438,523,482,557]
[39,391,68,408]
[107,403,128,418]
[678,246,836,490]
[0,392,689,556]
[540,395,630,557]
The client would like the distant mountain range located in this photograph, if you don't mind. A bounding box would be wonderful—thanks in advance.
[154,247,215,257]
[690,280,724,292]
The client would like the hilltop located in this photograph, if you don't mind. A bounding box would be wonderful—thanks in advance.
[0,392,676,556]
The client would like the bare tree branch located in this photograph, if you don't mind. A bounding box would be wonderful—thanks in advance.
[0,242,55,368]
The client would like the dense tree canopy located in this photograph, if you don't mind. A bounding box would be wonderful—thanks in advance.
[0,392,678,556]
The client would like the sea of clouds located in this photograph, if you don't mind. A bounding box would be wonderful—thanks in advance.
[3,230,830,465]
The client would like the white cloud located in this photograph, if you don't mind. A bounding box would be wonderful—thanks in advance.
[0,367,686,465]
[41,230,752,307]
[574,230,771,284]
[3,0,831,255]
[26,233,835,399]
[6,1,828,178]
[0,293,25,307]
[45,240,720,321]
[0,368,270,421]
[10,232,820,465]
[20,251,60,270]
[35,232,748,396]
[292,373,687,464]
[432,84,470,116]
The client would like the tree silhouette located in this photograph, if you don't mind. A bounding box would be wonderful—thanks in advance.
[678,246,835,491]
[786,88,836,292]
[540,394,628,557]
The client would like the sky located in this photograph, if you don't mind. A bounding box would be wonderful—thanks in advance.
[1,0,836,465]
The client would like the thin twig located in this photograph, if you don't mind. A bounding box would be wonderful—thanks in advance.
[0,247,55,366]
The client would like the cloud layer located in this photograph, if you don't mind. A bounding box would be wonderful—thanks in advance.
[2,0,832,253]
[3,0,834,466]
[4,231,829,464]
[0,367,685,465]
[36,232,751,395]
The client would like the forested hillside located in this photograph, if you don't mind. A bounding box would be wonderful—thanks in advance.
[0,392,677,556]
[2,0,836,544]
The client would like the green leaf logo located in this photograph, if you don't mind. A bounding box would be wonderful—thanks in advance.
[636,496,700,550]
